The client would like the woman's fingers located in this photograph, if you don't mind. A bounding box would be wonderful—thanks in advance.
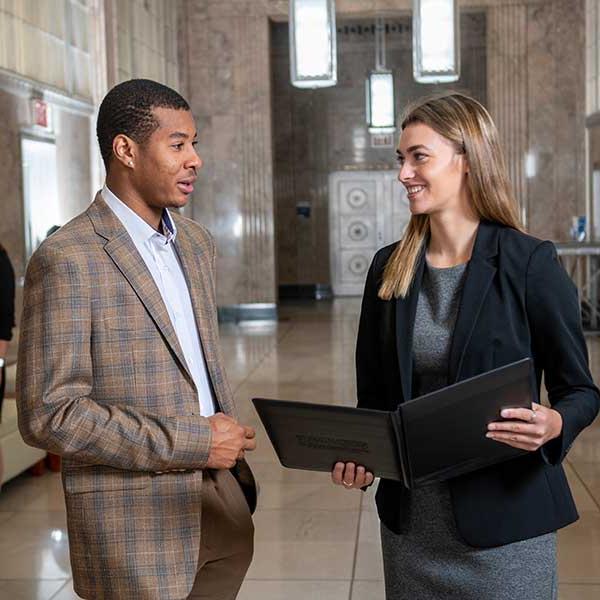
[331,461,345,485]
[331,462,374,489]
[500,407,537,422]
[343,462,356,486]
[353,465,375,487]
[488,421,541,435]
[486,430,540,451]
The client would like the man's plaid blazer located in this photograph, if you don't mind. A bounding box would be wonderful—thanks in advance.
[16,194,256,599]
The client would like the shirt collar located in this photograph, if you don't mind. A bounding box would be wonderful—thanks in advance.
[102,185,178,246]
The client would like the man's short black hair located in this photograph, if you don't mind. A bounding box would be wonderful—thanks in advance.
[96,78,190,169]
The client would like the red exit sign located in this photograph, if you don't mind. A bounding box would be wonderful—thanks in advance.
[32,99,50,128]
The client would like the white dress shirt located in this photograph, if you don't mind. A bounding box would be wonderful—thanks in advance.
[102,185,215,417]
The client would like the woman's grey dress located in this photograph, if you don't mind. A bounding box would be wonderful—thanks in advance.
[380,262,557,600]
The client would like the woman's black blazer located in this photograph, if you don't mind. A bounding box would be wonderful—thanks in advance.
[356,220,600,548]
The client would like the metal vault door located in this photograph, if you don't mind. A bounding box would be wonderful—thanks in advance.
[329,170,410,296]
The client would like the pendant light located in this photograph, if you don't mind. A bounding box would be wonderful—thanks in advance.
[290,0,337,88]
[366,17,396,133]
[413,0,460,83]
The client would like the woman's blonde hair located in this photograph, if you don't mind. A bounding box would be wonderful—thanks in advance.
[379,92,524,300]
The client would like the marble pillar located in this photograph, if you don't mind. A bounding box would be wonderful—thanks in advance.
[184,3,277,315]
[487,0,586,240]
[527,0,586,240]
[487,4,528,225]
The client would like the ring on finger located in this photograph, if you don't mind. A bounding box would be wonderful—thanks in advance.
[342,480,353,488]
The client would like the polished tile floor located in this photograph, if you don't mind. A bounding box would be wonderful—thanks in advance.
[0,298,599,599]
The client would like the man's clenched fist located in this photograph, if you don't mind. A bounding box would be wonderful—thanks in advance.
[206,413,256,469]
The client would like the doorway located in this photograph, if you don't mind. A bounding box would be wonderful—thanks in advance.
[21,135,61,261]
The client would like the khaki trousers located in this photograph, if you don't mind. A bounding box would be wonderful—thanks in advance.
[187,469,254,599]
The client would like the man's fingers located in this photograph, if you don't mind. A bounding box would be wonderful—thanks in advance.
[243,439,256,452]
[213,412,235,421]
[365,471,375,486]
[244,426,256,439]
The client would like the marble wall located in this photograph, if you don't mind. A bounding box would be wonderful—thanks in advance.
[272,14,487,288]
[0,0,587,317]
[104,0,181,90]
[0,86,93,331]
[180,3,276,307]
[522,0,586,239]
[0,0,184,334]
[183,0,588,305]
[586,0,599,115]
[0,0,93,100]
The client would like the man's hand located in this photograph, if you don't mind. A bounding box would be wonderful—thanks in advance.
[206,413,256,469]
[331,462,374,490]
[486,402,563,452]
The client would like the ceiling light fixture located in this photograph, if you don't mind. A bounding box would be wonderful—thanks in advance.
[290,0,337,88]
[413,0,460,83]
[366,16,396,134]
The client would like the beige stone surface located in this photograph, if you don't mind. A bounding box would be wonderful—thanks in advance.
[2,299,598,598]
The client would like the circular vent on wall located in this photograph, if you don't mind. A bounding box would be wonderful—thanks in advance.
[346,187,368,209]
[348,254,369,275]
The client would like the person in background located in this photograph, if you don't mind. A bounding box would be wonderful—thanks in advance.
[0,242,16,489]
[332,92,600,600]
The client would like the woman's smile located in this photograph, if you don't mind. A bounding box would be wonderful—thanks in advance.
[406,184,427,200]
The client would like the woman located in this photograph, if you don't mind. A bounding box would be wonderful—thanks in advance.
[0,242,16,488]
[331,93,600,599]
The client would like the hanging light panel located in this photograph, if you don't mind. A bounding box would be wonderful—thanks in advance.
[366,71,395,133]
[366,17,395,134]
[413,0,460,83]
[290,0,337,88]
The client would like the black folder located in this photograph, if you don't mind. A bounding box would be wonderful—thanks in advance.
[252,358,534,488]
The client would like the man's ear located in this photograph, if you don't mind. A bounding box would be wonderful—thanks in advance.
[112,134,137,169]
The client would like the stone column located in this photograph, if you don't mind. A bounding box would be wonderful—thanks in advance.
[487,3,529,226]
[487,0,586,240]
[184,2,277,319]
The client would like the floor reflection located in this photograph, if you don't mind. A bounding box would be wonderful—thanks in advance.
[0,299,598,599]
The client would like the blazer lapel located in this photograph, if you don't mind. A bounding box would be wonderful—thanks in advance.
[173,225,218,359]
[87,195,194,384]
[447,221,499,383]
[173,222,228,410]
[395,245,426,403]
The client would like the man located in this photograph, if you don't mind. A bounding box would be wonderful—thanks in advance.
[17,79,257,600]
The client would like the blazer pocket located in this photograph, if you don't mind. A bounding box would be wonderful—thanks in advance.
[63,465,151,495]
[102,317,158,339]
[103,317,139,331]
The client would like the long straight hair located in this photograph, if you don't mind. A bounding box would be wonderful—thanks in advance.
[379,93,524,300]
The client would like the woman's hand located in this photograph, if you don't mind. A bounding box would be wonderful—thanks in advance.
[486,402,563,451]
[331,461,374,489]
